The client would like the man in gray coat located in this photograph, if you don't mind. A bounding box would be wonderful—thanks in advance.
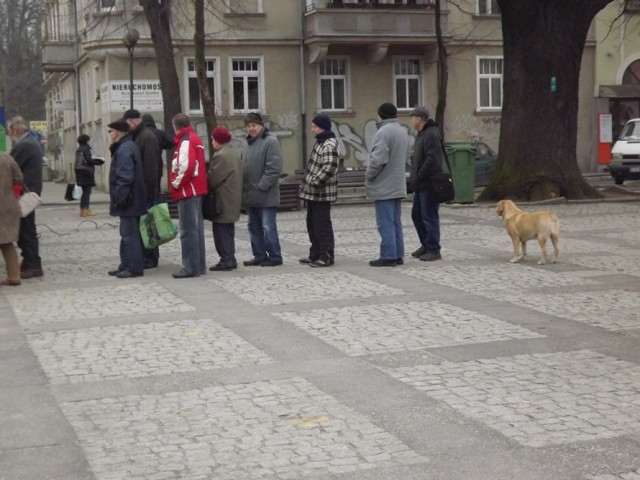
[365,103,409,267]
[241,112,284,267]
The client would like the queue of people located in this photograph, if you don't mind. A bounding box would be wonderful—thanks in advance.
[0,103,446,286]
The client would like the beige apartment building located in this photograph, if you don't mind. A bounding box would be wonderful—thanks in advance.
[40,0,638,189]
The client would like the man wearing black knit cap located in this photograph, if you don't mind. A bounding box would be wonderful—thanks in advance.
[365,102,409,267]
[299,113,340,267]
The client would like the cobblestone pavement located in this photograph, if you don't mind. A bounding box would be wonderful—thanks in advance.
[1,193,640,480]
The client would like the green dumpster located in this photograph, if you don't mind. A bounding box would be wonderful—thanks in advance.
[444,144,476,203]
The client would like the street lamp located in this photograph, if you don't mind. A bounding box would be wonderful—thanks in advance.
[122,29,139,109]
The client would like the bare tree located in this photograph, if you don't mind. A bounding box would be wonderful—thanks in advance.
[478,0,621,201]
[139,0,182,139]
[434,0,448,139]
[0,0,45,119]
[194,0,217,158]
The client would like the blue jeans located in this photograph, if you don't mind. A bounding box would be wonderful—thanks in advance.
[177,196,206,275]
[411,188,440,254]
[374,198,404,260]
[119,216,143,273]
[247,207,282,261]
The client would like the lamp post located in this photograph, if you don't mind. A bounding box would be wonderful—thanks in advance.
[122,29,139,109]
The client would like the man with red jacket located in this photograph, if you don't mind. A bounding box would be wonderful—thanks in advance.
[170,113,207,278]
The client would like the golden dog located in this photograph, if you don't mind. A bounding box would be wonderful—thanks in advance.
[496,199,559,265]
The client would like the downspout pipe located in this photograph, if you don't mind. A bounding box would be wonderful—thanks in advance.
[300,0,308,166]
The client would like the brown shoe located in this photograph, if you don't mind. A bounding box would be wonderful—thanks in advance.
[20,267,44,279]
[84,208,96,217]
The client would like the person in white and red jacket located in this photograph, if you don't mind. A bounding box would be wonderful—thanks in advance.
[170,113,208,278]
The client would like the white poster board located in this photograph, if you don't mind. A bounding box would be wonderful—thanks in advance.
[101,80,164,112]
[599,113,613,143]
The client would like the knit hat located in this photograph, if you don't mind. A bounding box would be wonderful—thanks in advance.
[107,119,130,132]
[410,107,430,120]
[243,112,264,125]
[123,109,141,119]
[377,102,397,120]
[312,114,332,131]
[212,126,232,145]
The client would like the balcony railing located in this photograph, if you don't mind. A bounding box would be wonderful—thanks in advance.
[307,0,434,12]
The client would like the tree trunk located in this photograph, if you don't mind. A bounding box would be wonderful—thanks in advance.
[478,0,611,202]
[194,0,217,160]
[139,0,181,139]
[434,0,448,141]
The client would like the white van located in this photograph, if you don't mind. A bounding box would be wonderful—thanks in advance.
[610,118,640,185]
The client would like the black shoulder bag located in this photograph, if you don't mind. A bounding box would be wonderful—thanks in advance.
[427,141,455,204]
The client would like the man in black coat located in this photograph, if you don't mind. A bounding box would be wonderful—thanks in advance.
[408,107,445,262]
[8,116,44,279]
[124,109,163,269]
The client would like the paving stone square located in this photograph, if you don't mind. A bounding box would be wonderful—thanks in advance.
[588,467,640,480]
[28,319,272,384]
[209,271,407,305]
[28,259,122,284]
[388,350,640,447]
[497,290,640,331]
[398,264,597,299]
[568,255,640,277]
[60,377,426,480]
[40,242,120,261]
[6,283,194,327]
[335,244,483,262]
[274,301,544,356]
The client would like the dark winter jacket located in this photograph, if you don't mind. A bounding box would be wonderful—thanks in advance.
[142,114,176,151]
[10,132,43,195]
[130,123,161,199]
[409,119,445,192]
[74,143,97,187]
[108,135,147,217]
[242,127,283,208]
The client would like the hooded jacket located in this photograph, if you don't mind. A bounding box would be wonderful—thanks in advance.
[242,127,283,208]
[108,135,148,217]
[170,126,207,201]
[365,118,409,201]
[409,119,445,192]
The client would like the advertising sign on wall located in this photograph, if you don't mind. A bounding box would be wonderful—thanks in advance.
[100,80,164,112]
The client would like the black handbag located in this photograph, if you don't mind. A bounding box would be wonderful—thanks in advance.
[428,141,456,203]
[202,191,222,221]
[74,151,92,173]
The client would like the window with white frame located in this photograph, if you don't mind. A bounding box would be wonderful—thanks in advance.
[231,58,262,112]
[394,57,421,110]
[186,58,218,114]
[319,57,348,111]
[477,0,500,15]
[99,0,119,12]
[477,57,503,110]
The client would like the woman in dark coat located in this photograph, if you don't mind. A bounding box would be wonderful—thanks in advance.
[75,134,99,217]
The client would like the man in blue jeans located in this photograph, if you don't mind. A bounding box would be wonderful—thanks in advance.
[409,107,444,262]
[365,103,410,267]
[241,112,284,267]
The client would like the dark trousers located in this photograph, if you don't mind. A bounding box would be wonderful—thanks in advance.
[141,196,161,267]
[306,200,334,262]
[80,185,92,209]
[18,211,41,269]
[119,216,144,274]
[212,222,237,267]
[411,188,441,254]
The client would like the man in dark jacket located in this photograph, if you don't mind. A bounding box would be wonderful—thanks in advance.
[8,116,44,279]
[124,109,162,269]
[409,107,444,262]
[107,119,148,278]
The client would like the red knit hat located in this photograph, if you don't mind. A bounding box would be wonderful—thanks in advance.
[212,126,232,144]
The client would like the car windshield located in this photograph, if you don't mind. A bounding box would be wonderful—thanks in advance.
[620,121,640,140]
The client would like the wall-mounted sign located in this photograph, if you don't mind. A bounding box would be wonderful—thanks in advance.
[100,80,164,112]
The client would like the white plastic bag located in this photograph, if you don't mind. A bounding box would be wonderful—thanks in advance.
[72,184,82,200]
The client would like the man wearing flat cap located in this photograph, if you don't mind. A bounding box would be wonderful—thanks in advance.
[124,108,162,269]
[365,102,409,267]
[409,106,444,262]
[241,112,284,267]
[106,119,147,278]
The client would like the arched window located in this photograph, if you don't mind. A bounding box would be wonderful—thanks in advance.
[622,59,640,84]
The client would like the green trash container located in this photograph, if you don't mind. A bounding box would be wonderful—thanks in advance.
[444,144,475,203]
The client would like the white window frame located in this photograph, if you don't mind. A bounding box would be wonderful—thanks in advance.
[477,0,500,15]
[393,56,423,111]
[184,57,221,115]
[476,56,503,111]
[317,56,350,112]
[224,0,263,14]
[98,0,120,12]
[229,56,265,114]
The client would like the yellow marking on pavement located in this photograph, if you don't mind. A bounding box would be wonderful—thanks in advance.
[292,415,329,427]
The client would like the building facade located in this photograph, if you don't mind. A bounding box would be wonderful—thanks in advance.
[40,0,632,190]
